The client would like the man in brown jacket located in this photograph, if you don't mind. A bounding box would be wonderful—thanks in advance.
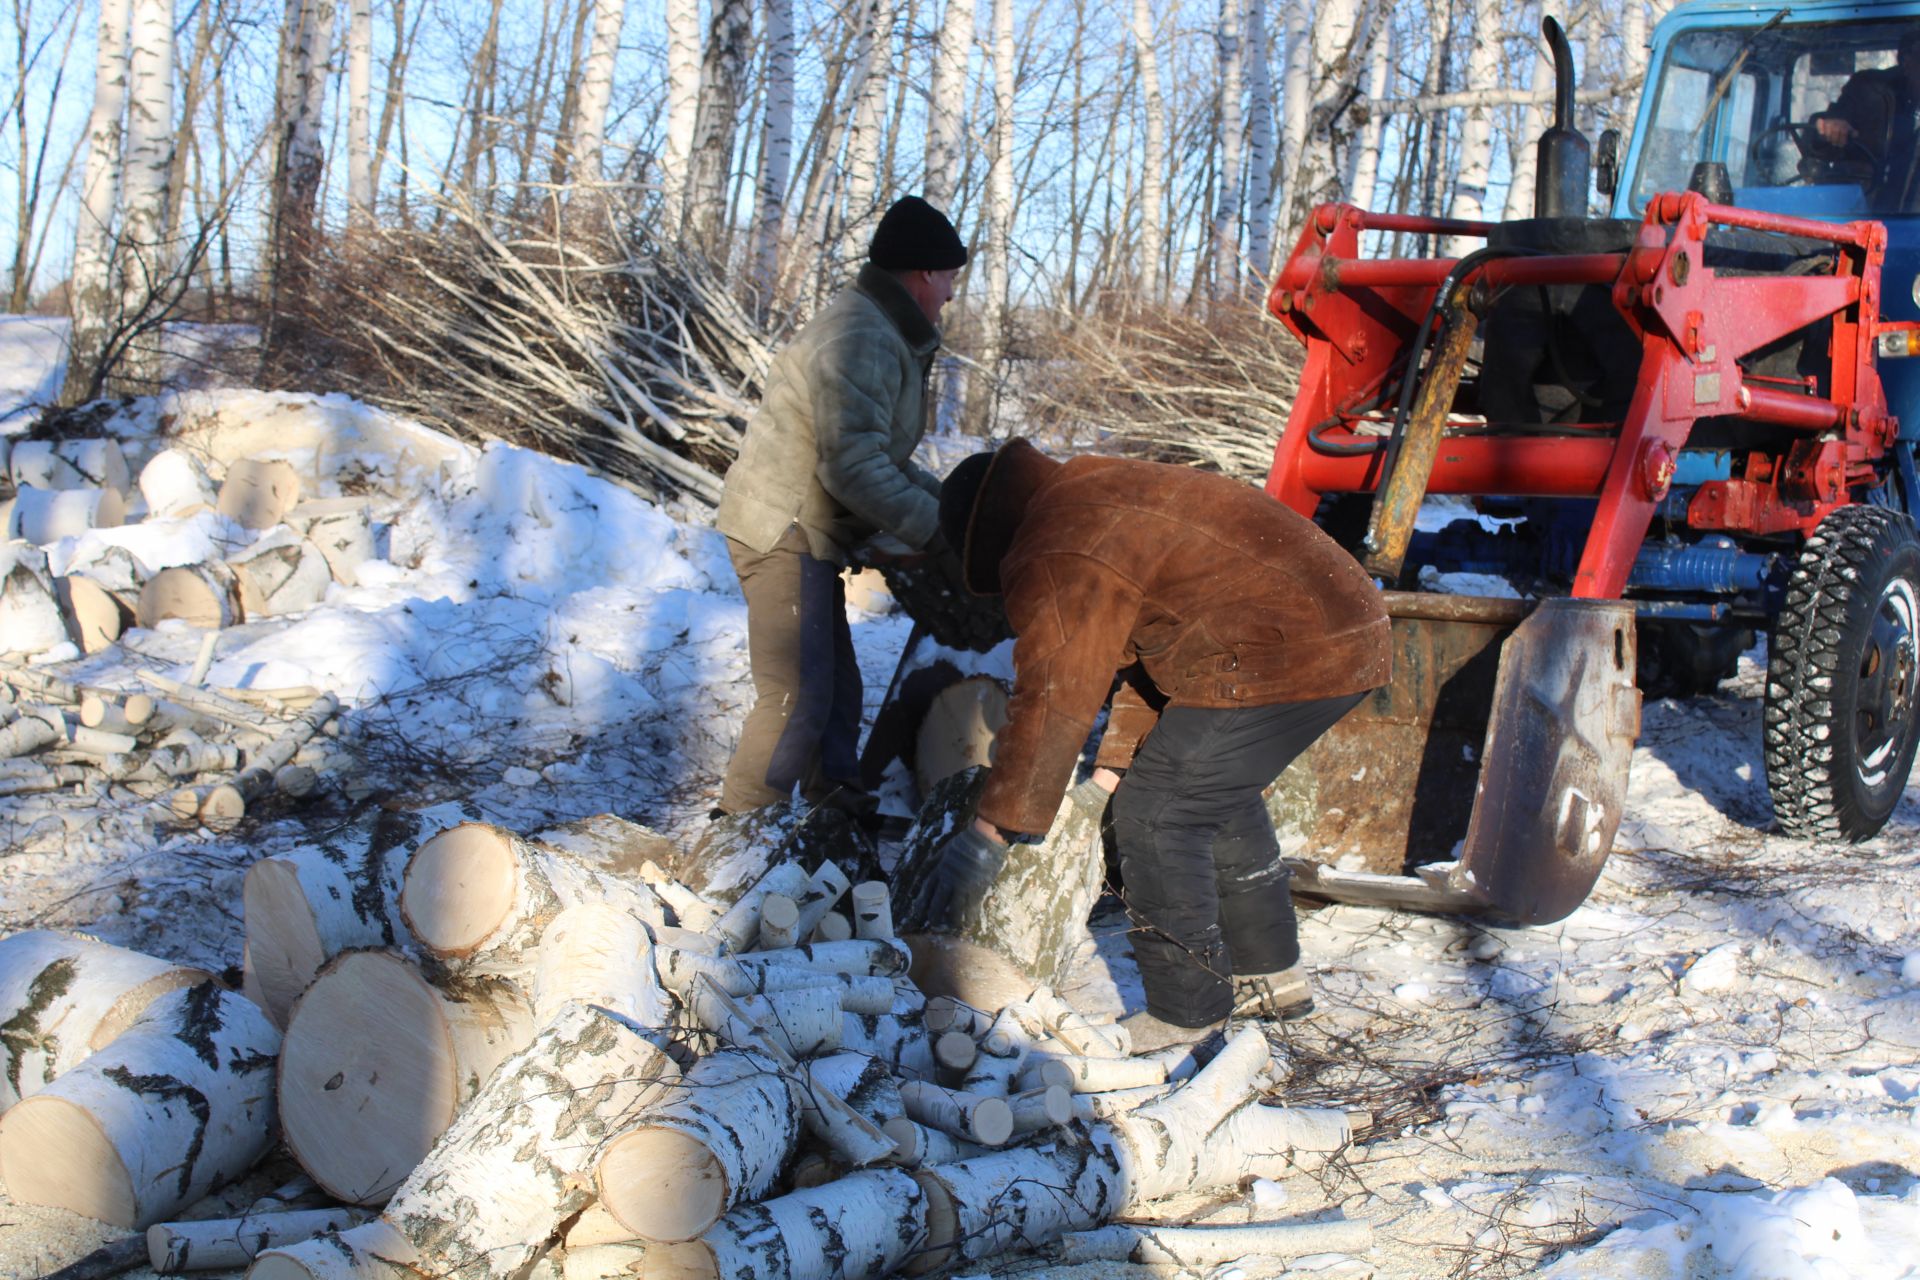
[918,439,1391,1049]
[712,197,966,816]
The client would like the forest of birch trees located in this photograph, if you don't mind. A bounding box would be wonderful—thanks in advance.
[3,0,1671,478]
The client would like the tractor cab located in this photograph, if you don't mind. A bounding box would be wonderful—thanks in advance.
[1613,8,1920,224]
[1609,2,1920,467]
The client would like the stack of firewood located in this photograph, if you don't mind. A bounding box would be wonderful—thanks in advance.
[1,437,376,659]
[0,795,1374,1279]
[0,660,347,831]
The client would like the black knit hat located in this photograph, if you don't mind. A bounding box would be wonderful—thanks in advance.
[869,196,969,271]
[939,451,996,555]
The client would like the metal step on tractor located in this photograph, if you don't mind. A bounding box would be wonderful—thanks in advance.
[871,0,1920,927]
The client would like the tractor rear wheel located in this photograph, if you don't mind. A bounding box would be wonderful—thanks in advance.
[1764,506,1920,841]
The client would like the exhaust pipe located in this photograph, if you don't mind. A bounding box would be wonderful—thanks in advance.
[1534,16,1592,218]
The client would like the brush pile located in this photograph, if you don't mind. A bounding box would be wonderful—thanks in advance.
[0,793,1374,1279]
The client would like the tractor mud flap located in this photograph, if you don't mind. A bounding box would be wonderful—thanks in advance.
[1278,595,1640,925]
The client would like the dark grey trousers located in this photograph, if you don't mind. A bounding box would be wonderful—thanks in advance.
[719,527,863,814]
[1111,692,1367,1026]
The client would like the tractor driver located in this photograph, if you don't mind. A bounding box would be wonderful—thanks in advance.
[1811,27,1920,211]
[916,439,1391,1052]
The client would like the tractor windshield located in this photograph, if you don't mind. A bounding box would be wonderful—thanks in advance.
[1628,15,1920,219]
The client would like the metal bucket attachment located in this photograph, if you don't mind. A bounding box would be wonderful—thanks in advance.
[1275,594,1639,924]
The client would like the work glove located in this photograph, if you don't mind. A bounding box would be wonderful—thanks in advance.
[1067,777,1114,821]
[916,827,1006,932]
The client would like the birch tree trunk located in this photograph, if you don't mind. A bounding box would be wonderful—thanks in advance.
[661,0,701,223]
[749,0,795,294]
[1275,0,1310,227]
[0,930,210,1110]
[1292,0,1363,227]
[924,0,974,215]
[681,0,754,257]
[265,0,336,327]
[345,0,372,222]
[974,0,1015,432]
[381,1002,678,1279]
[1130,0,1165,301]
[114,0,175,392]
[566,0,626,185]
[60,0,131,407]
[1346,13,1391,212]
[1623,0,1649,101]
[1501,25,1553,220]
[1244,0,1277,279]
[1210,0,1245,297]
[0,984,280,1229]
[1443,0,1501,255]
[839,0,893,265]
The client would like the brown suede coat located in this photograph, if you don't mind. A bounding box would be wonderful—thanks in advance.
[964,441,1391,836]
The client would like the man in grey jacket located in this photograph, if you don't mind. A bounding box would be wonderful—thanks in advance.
[712,196,967,815]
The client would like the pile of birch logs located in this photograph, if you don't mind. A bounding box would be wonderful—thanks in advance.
[0,795,1373,1278]
[1,436,375,659]
[0,659,348,832]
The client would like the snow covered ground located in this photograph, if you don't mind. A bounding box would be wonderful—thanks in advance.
[4,327,1920,1278]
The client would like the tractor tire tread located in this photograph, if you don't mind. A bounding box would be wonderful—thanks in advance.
[1764,505,1920,841]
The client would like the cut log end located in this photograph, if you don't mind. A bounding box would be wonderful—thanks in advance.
[400,823,519,957]
[0,1094,133,1227]
[279,951,459,1204]
[595,1127,730,1243]
[243,858,329,1027]
[904,933,1049,1011]
[632,1241,716,1280]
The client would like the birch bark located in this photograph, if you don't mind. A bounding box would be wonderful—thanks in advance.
[1130,0,1165,300]
[681,0,754,256]
[115,0,175,391]
[1502,25,1554,219]
[1245,0,1277,278]
[566,0,626,185]
[345,0,372,220]
[0,930,210,1110]
[1347,12,1391,212]
[661,0,701,221]
[265,0,335,322]
[1211,0,1245,295]
[839,0,894,265]
[381,1002,678,1279]
[924,0,974,214]
[1444,0,1501,254]
[0,984,280,1229]
[975,0,1015,429]
[750,0,795,293]
[57,0,130,406]
[1276,0,1310,226]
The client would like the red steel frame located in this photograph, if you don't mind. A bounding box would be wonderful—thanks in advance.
[1263,192,1896,599]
